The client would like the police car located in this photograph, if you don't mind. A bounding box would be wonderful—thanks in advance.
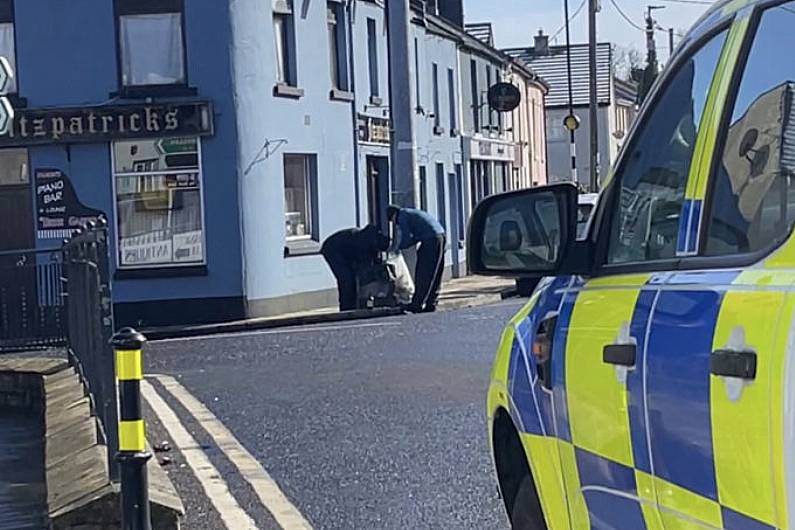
[467,0,795,528]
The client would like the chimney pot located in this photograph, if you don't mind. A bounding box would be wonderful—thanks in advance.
[534,30,549,56]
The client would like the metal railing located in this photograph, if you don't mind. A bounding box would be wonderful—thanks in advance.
[62,219,119,480]
[0,248,66,352]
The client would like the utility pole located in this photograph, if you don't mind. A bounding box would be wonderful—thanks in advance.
[641,5,664,102]
[587,0,599,192]
[563,0,578,184]
[385,0,417,208]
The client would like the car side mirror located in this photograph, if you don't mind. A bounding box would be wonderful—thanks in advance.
[467,183,580,277]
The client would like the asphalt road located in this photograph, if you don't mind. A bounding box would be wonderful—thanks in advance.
[143,300,524,530]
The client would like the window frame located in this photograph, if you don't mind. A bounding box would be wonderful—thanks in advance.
[432,62,441,131]
[110,136,208,270]
[283,153,320,247]
[696,0,795,267]
[588,18,737,277]
[114,0,192,97]
[327,1,350,92]
[273,1,299,90]
[367,17,380,99]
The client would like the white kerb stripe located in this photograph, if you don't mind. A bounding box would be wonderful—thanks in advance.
[140,380,259,530]
[153,375,314,530]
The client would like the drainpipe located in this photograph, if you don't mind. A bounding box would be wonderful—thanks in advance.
[347,0,362,226]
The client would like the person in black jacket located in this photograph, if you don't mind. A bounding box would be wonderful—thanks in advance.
[321,225,390,311]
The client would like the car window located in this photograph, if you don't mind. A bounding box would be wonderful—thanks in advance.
[704,3,795,256]
[606,30,728,264]
[577,203,593,239]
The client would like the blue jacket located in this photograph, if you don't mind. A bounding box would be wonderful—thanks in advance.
[394,208,445,250]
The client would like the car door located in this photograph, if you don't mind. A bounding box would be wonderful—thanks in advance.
[552,25,731,529]
[644,4,795,528]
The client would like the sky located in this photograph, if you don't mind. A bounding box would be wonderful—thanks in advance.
[462,0,711,63]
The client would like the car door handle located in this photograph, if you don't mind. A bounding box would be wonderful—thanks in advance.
[710,349,757,380]
[603,344,636,367]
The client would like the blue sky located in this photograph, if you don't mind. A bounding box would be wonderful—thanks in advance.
[462,0,710,62]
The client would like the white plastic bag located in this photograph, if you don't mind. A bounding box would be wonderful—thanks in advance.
[387,252,415,304]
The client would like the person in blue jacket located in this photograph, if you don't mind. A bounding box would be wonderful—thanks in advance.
[387,205,446,313]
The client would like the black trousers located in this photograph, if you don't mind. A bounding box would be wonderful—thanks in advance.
[412,235,446,310]
[322,249,357,311]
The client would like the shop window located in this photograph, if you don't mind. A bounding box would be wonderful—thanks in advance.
[0,148,27,186]
[117,0,186,88]
[367,18,379,100]
[0,1,16,94]
[274,0,298,87]
[284,154,318,242]
[113,137,205,268]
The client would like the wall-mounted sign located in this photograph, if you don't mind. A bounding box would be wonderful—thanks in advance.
[464,137,515,162]
[488,83,522,113]
[0,101,213,147]
[358,114,391,145]
[35,168,104,240]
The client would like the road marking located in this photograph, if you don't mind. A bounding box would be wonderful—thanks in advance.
[157,321,400,343]
[152,374,314,530]
[140,380,259,530]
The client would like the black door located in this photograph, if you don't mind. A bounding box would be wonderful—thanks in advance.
[366,156,389,229]
[0,185,34,253]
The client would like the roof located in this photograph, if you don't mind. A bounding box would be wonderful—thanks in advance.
[464,23,495,47]
[503,43,612,107]
[614,77,639,105]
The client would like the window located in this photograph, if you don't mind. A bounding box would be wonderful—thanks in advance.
[432,63,441,130]
[117,0,186,87]
[436,163,447,228]
[274,0,297,86]
[418,166,428,210]
[0,1,16,94]
[284,154,318,241]
[0,149,27,186]
[448,68,457,132]
[605,29,727,264]
[367,18,379,99]
[705,3,795,257]
[414,38,422,111]
[470,59,480,132]
[327,2,349,91]
[486,66,494,130]
[114,137,204,268]
[455,165,465,240]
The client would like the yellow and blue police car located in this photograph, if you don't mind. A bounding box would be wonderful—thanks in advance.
[467,0,795,528]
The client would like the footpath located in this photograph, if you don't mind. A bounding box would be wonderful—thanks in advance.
[144,275,518,340]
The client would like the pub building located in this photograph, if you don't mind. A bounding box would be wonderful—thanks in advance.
[0,0,246,326]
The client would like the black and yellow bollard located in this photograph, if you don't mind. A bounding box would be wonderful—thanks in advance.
[112,327,152,530]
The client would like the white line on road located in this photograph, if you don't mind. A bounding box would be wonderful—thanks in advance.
[156,321,401,343]
[140,380,259,530]
[152,374,314,530]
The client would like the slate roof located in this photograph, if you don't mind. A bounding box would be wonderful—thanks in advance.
[503,43,613,107]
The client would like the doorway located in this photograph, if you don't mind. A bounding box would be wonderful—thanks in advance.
[366,156,390,230]
[0,149,33,255]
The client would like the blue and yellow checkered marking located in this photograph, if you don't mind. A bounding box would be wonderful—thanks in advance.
[500,269,788,530]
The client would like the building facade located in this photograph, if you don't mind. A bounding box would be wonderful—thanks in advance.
[505,31,638,188]
[0,0,547,327]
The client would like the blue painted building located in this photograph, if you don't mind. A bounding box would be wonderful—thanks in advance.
[0,0,545,327]
[0,0,244,326]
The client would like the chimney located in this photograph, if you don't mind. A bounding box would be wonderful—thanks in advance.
[437,0,464,27]
[534,29,549,56]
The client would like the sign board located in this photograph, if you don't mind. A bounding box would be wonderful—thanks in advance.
[487,83,522,113]
[0,56,14,136]
[357,114,391,145]
[35,168,104,239]
[464,137,515,162]
[156,137,199,155]
[0,101,213,147]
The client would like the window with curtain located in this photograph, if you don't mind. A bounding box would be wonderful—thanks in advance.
[117,0,186,88]
[284,154,318,241]
[273,0,297,86]
[114,137,205,268]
